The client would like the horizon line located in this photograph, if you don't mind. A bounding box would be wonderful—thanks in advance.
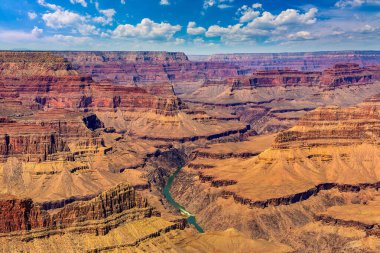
[1,49,380,56]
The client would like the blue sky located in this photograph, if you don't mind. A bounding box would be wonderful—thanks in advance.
[0,0,379,54]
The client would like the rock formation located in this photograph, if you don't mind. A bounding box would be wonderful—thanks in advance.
[192,51,380,71]
[58,51,240,83]
[0,183,151,234]
[227,63,372,90]
[169,94,380,252]
[1,50,380,252]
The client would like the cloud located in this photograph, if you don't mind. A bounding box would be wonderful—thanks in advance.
[93,16,107,24]
[28,12,37,20]
[113,18,181,40]
[70,0,87,7]
[217,4,232,9]
[287,31,314,40]
[0,27,43,41]
[42,10,85,28]
[37,0,62,11]
[335,0,380,8]
[357,24,377,33]
[175,38,185,44]
[38,0,102,36]
[160,0,170,5]
[251,8,318,29]
[187,22,206,35]
[94,2,116,25]
[206,23,261,42]
[237,4,260,23]
[121,0,126,4]
[77,24,100,35]
[48,34,91,44]
[252,3,262,9]
[203,0,234,10]
[194,37,205,44]
[206,7,318,43]
[31,27,43,38]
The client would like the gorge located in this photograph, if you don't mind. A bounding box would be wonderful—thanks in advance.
[0,50,379,252]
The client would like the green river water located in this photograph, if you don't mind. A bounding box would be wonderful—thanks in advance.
[163,167,204,233]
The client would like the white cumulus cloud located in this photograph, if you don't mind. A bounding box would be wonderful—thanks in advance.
[77,24,100,35]
[94,2,116,25]
[287,31,314,40]
[37,0,62,11]
[42,10,85,28]
[206,7,318,43]
[187,22,206,35]
[113,18,181,40]
[237,4,261,23]
[70,0,87,7]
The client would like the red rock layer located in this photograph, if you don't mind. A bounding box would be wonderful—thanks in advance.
[58,51,240,83]
[0,52,183,115]
[0,114,104,162]
[321,63,373,87]
[274,94,380,147]
[0,184,151,234]
[223,64,373,90]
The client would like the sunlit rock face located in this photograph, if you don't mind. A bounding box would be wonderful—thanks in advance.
[169,95,380,252]
[0,50,380,252]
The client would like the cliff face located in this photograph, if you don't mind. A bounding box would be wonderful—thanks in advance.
[0,111,104,162]
[169,95,380,252]
[179,62,380,135]
[227,63,372,90]
[0,51,251,206]
[275,94,380,148]
[200,51,380,71]
[2,50,380,252]
[320,63,373,87]
[0,52,183,114]
[58,51,240,83]
[0,183,151,234]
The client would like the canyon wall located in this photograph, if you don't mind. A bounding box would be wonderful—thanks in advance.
[0,183,151,234]
[191,51,380,71]
[1,50,380,252]
[58,51,240,83]
[225,63,373,90]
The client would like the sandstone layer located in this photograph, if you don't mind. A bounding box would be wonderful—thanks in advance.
[177,63,380,134]
[2,50,380,252]
[170,95,380,252]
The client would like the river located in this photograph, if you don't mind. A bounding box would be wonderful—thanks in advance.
[163,167,204,233]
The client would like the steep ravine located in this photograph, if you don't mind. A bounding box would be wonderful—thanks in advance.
[163,167,204,233]
[143,147,204,232]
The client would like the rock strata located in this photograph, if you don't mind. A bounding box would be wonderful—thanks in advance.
[0,183,152,235]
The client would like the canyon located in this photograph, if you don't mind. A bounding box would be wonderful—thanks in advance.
[0,50,380,252]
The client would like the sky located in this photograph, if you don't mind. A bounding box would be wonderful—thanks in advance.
[0,0,379,54]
